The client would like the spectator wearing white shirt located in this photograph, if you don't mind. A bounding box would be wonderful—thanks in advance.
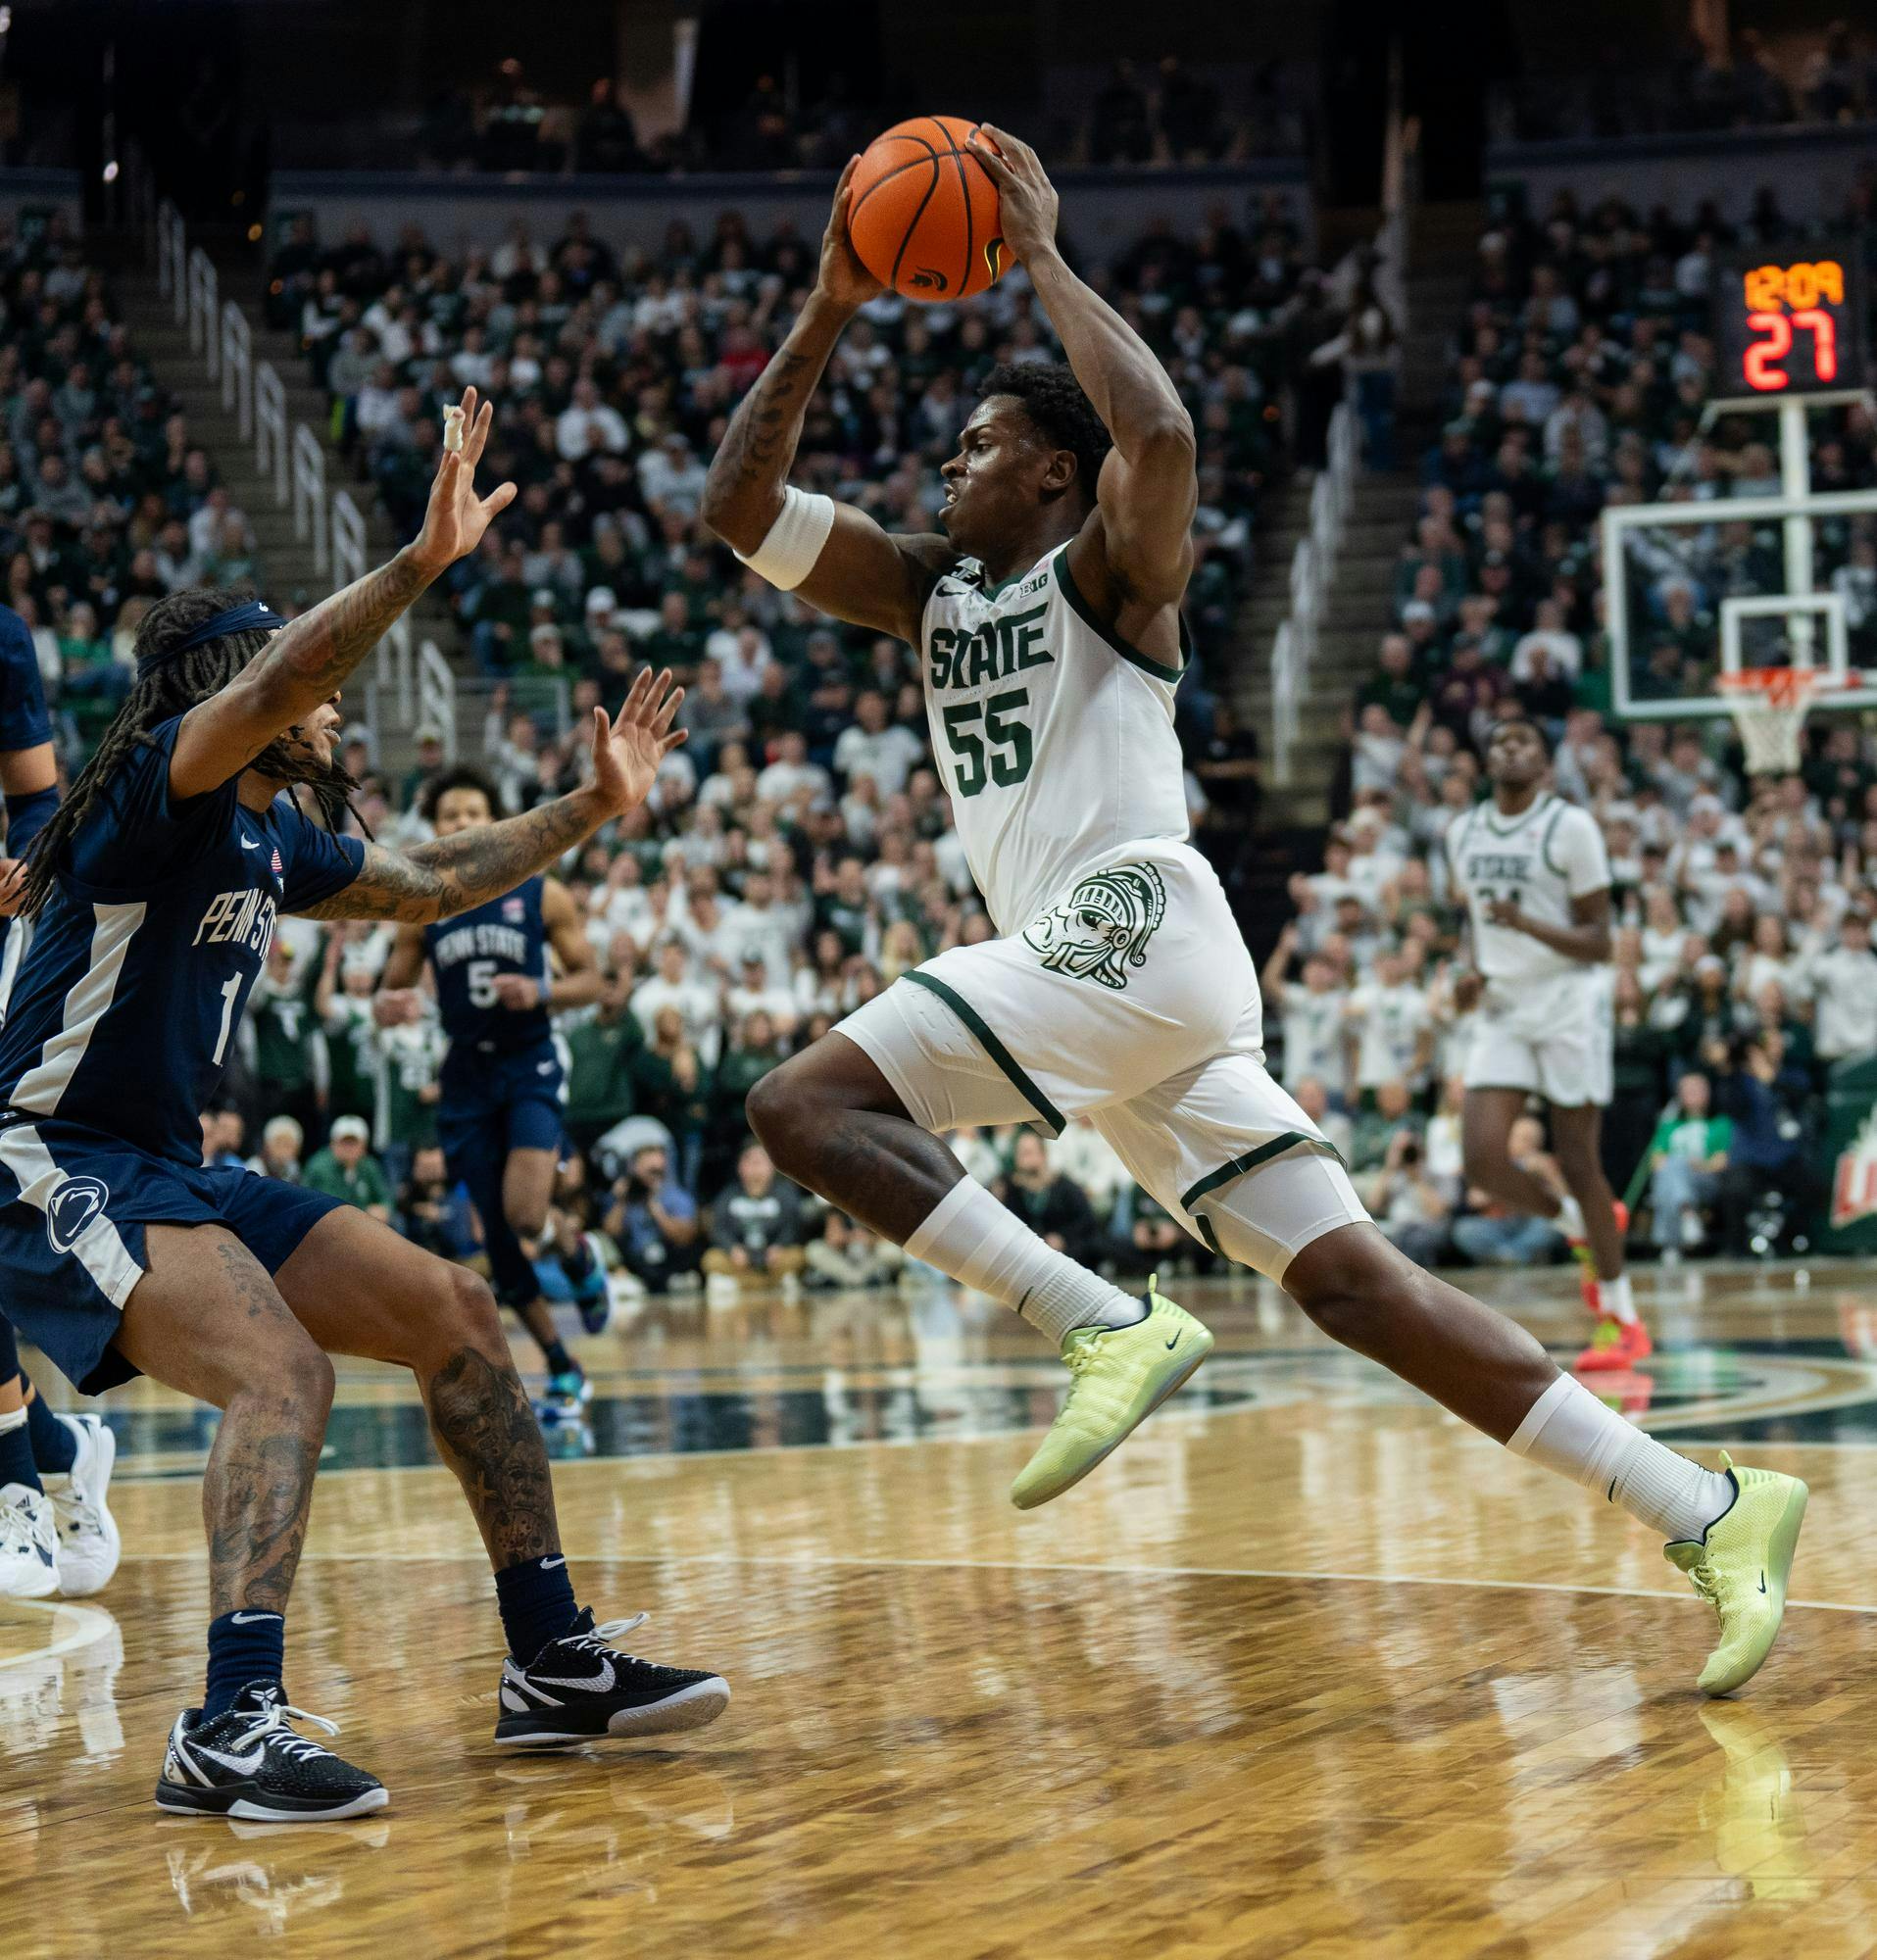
[757,731,833,808]
[1510,600,1583,684]
[631,938,724,1065]
[726,951,799,1041]
[833,690,925,796]
[638,432,708,515]
[556,378,629,462]
[1345,950,1434,1092]
[1810,913,1877,1062]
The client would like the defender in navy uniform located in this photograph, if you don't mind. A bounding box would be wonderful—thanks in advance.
[374,767,606,1406]
[0,391,725,1821]
[0,600,122,1602]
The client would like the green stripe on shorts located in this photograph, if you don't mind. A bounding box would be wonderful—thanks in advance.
[1180,1131,1345,1217]
[902,970,1066,1139]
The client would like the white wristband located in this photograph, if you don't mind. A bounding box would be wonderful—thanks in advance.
[733,485,836,591]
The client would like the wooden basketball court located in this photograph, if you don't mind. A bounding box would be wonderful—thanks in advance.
[7,1262,1877,1958]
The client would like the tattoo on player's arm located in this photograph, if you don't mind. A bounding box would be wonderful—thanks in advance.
[715,347,815,496]
[294,795,601,924]
[250,548,432,701]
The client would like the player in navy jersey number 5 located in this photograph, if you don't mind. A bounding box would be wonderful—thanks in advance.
[374,767,609,1408]
[0,392,727,1820]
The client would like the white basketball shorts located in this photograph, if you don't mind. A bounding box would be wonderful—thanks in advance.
[1459,975,1613,1108]
[837,843,1368,1283]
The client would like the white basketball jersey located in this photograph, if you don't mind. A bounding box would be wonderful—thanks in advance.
[1446,793,1611,988]
[919,545,1189,933]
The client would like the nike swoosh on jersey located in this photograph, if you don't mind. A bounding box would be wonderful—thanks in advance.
[240,835,263,850]
[537,1060,555,1074]
[530,1658,616,1693]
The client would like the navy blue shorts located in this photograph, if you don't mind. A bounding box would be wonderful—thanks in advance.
[436,1040,566,1183]
[436,1041,566,1309]
[0,1117,345,1395]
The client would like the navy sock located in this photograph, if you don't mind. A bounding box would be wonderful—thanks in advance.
[541,1337,576,1376]
[21,1380,76,1476]
[0,1407,40,1494]
[204,1610,285,1717]
[495,1554,579,1666]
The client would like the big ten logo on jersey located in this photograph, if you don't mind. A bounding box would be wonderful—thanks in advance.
[926,603,1054,692]
[192,888,278,958]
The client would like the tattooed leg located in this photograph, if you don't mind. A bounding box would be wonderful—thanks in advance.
[114,1225,336,1615]
[273,1205,563,1570]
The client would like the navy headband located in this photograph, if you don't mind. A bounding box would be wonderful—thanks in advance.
[138,600,286,681]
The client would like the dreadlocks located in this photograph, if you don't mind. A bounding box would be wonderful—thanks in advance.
[20,585,369,919]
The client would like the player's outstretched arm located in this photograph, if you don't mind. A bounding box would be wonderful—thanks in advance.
[967,125,1195,610]
[169,389,518,801]
[299,667,685,925]
[700,158,952,641]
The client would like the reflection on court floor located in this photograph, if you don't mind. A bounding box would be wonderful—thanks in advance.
[7,1260,1877,1959]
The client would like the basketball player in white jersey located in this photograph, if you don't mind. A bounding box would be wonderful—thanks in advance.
[1448,716,1648,1370]
[701,131,1805,1694]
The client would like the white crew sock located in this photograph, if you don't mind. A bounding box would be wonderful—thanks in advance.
[904,1177,1145,1344]
[1507,1373,1734,1542]
[1554,1192,1585,1238]
[1597,1271,1637,1325]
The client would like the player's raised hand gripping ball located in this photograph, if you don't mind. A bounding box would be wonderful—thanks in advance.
[846,115,1006,301]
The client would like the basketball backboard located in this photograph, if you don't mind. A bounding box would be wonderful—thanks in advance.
[1600,486,1877,721]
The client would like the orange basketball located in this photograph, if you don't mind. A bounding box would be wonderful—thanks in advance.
[847,115,1005,303]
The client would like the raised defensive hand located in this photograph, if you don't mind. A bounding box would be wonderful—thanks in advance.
[411,387,518,575]
[589,665,686,816]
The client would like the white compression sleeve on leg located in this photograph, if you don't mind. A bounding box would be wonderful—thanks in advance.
[732,486,837,590]
[1507,1374,1733,1542]
[904,1177,1143,1344]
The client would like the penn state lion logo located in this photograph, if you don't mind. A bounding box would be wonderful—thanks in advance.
[1022,863,1167,991]
[46,1176,110,1255]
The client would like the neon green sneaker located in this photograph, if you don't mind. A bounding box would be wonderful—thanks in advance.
[1663,1455,1808,1697]
[1010,1278,1213,1511]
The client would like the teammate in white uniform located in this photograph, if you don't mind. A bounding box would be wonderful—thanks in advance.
[1448,717,1649,1371]
[699,133,1804,1692]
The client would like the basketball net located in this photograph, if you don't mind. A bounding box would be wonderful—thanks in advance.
[1717,668,1839,776]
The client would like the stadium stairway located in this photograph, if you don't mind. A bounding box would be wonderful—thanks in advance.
[118,238,452,776]
[1239,201,1482,832]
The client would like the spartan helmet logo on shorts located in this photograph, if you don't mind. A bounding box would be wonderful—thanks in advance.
[1022,862,1168,991]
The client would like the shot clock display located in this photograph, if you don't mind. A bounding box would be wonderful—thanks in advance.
[1714,250,1869,397]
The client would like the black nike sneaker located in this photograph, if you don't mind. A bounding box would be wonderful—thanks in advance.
[155,1683,389,1820]
[494,1608,730,1746]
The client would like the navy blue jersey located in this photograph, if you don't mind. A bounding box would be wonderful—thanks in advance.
[0,605,52,756]
[423,876,553,1054]
[0,715,364,1165]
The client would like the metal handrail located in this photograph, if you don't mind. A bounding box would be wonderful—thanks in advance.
[330,488,367,593]
[187,248,219,377]
[156,192,457,760]
[255,362,288,506]
[292,424,328,573]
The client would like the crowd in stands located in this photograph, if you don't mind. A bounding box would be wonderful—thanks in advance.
[0,212,260,756]
[1270,180,1877,1269]
[1492,24,1877,144]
